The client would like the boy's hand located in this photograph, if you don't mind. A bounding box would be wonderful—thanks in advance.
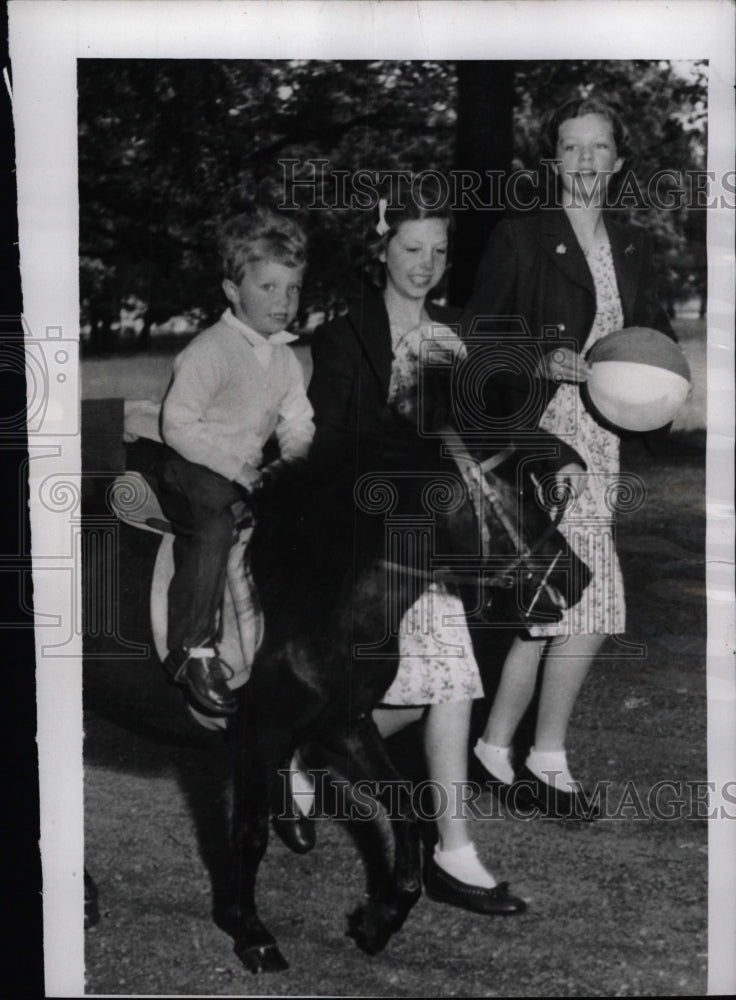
[259,459,285,488]
[234,462,262,491]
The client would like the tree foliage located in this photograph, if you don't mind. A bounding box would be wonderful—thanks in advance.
[78,59,457,348]
[78,58,707,352]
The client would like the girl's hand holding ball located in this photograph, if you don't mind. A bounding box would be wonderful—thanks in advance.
[540,346,591,383]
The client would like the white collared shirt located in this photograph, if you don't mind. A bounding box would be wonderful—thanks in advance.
[222,308,299,367]
[161,310,314,481]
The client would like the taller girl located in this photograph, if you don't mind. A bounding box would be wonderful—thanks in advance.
[467,97,675,815]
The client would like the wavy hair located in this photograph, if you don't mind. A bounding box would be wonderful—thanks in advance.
[219,203,308,283]
[539,96,632,164]
[363,174,454,289]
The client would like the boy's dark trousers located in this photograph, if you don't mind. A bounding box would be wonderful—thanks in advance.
[157,452,244,652]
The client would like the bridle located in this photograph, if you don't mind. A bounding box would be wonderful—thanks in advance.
[380,427,568,619]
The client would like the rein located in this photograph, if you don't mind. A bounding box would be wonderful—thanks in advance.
[440,426,565,560]
[379,428,568,612]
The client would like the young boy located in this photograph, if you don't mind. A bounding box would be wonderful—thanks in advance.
[158,204,314,715]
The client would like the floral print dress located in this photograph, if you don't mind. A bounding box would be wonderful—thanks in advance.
[529,239,626,638]
[380,319,484,706]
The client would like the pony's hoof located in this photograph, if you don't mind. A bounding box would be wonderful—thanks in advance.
[234,940,289,974]
[346,903,393,956]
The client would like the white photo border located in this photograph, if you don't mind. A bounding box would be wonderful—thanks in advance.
[9,1,735,995]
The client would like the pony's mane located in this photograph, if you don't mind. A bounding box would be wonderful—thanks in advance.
[250,358,478,609]
[249,415,462,601]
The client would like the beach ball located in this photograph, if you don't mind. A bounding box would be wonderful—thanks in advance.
[583,327,691,432]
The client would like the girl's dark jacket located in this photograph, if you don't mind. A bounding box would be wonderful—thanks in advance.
[308,283,581,473]
[460,208,676,441]
[308,288,459,467]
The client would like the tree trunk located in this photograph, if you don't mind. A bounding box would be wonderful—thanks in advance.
[450,61,515,306]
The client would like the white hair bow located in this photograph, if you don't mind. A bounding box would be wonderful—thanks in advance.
[375,198,390,236]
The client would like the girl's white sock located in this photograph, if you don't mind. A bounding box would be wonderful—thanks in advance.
[434,842,497,889]
[473,739,515,785]
[525,747,579,794]
[290,752,315,817]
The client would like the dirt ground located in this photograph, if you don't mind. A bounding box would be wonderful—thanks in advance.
[82,320,711,996]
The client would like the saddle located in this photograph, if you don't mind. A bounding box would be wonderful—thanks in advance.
[109,400,263,730]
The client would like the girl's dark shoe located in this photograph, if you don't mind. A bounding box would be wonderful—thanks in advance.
[424,858,527,916]
[507,765,600,820]
[271,814,316,854]
[471,741,514,804]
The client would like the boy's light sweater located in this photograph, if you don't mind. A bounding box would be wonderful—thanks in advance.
[162,309,314,481]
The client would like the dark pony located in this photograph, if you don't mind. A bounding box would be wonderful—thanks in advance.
[221,366,589,973]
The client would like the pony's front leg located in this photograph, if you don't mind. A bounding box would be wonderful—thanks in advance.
[306,714,422,956]
[347,716,423,943]
[222,708,289,975]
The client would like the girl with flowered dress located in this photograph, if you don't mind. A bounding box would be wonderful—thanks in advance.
[309,182,527,913]
[467,98,675,815]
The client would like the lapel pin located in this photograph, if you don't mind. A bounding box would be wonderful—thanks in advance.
[555,243,567,255]
[625,244,635,256]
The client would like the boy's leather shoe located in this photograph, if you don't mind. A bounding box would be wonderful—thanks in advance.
[164,647,238,715]
[424,859,527,916]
